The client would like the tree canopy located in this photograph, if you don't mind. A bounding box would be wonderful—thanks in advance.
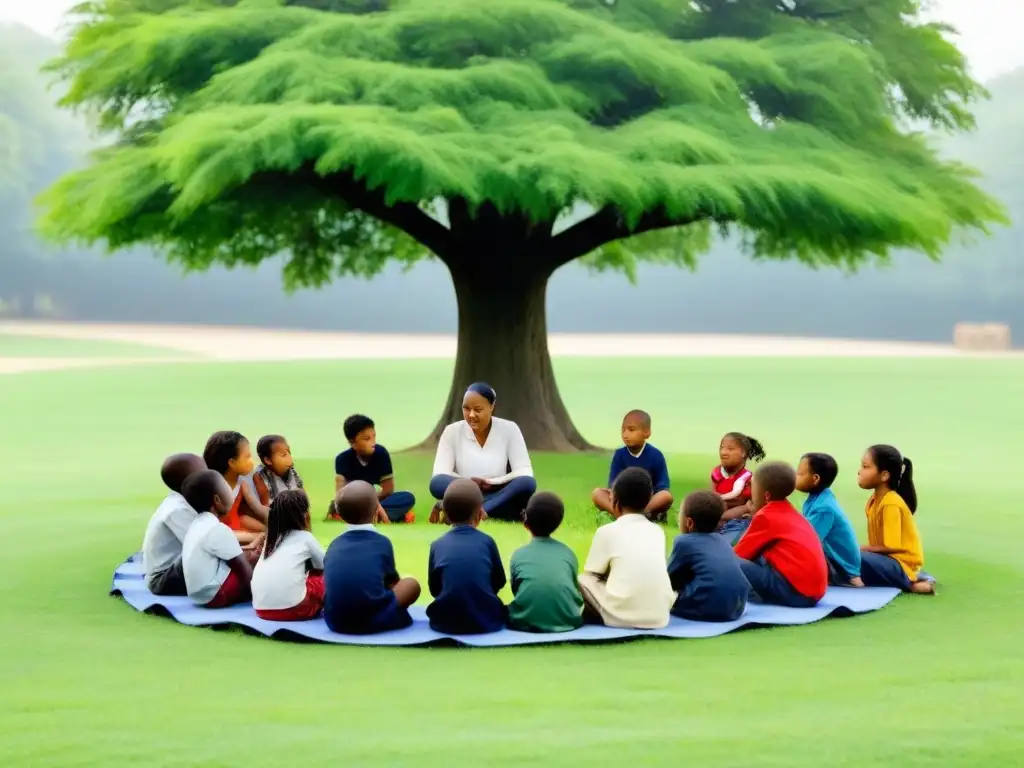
[39,0,1008,449]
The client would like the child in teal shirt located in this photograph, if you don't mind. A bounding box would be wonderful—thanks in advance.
[508,492,584,633]
[796,453,863,587]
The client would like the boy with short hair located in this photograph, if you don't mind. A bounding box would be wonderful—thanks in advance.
[797,453,864,587]
[142,453,206,595]
[734,461,828,608]
[331,414,415,523]
[180,469,255,608]
[426,479,507,634]
[579,467,676,629]
[323,481,421,635]
[202,430,266,543]
[667,490,749,622]
[591,410,673,522]
[507,491,584,633]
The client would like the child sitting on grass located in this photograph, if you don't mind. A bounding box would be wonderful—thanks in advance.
[202,430,266,544]
[734,461,828,608]
[591,410,673,522]
[252,435,304,507]
[667,490,749,622]
[579,467,675,629]
[142,452,205,596]
[181,469,256,608]
[797,453,864,587]
[330,414,411,523]
[507,492,584,633]
[323,481,421,634]
[857,444,934,594]
[713,431,766,545]
[251,490,326,621]
[426,479,507,634]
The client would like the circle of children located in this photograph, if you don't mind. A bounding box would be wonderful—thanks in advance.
[140,383,933,639]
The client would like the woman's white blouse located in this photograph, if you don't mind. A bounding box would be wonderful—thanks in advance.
[431,417,533,484]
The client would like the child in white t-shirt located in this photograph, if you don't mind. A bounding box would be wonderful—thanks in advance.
[181,470,255,608]
[142,453,205,595]
[578,467,675,629]
[252,490,326,621]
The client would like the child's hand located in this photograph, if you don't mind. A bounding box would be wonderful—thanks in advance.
[376,505,390,525]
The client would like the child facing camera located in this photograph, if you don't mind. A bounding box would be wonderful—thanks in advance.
[426,479,507,635]
[202,430,267,544]
[579,467,675,629]
[713,431,766,545]
[507,492,584,633]
[252,434,305,507]
[734,461,828,608]
[592,410,673,522]
[323,482,421,634]
[667,491,749,622]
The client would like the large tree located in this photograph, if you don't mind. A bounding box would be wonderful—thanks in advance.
[40,0,1005,449]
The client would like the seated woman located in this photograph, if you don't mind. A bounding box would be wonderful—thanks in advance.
[428,382,537,523]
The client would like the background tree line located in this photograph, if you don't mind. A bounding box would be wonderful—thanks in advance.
[1,22,1019,343]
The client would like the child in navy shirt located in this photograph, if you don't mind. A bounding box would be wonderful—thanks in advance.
[591,409,673,522]
[323,481,421,635]
[426,479,507,634]
[667,490,749,622]
[330,414,416,523]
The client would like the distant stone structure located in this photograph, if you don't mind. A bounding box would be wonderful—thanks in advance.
[953,323,1011,351]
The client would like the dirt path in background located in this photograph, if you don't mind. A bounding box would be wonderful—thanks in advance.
[0,320,1017,376]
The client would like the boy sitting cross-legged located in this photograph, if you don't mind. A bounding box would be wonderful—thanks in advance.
[591,410,673,522]
[426,479,507,635]
[734,461,828,608]
[323,481,421,635]
[330,414,414,523]
[507,491,584,633]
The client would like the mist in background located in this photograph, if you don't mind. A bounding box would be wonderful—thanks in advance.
[1,11,1021,343]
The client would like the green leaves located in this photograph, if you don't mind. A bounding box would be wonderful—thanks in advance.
[39,0,1006,282]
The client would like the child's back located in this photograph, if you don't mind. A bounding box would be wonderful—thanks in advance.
[669,491,749,622]
[427,525,507,634]
[508,492,583,633]
[142,453,205,595]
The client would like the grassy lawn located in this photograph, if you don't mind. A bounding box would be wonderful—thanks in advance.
[0,333,188,358]
[1,356,1022,766]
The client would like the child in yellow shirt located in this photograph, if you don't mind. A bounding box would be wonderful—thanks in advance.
[856,444,934,595]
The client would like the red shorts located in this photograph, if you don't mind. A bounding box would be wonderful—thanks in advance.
[205,569,251,609]
[255,573,325,622]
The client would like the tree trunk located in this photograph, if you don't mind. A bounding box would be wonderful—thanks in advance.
[410,261,599,452]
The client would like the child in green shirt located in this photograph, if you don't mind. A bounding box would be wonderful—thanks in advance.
[507,492,584,633]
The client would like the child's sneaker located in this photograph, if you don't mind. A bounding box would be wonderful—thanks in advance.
[404,510,416,524]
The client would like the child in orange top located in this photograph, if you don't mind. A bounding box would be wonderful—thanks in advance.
[202,430,266,546]
[856,444,934,594]
[713,431,766,545]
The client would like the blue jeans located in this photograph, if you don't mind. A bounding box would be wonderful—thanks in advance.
[379,490,416,522]
[429,474,537,522]
[739,558,820,608]
[859,552,913,591]
[719,518,750,546]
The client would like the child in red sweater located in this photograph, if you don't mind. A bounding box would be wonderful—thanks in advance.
[734,461,828,608]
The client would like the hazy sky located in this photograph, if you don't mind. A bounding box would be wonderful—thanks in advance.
[1,0,1022,81]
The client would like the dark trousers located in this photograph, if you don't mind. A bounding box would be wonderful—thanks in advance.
[859,552,913,591]
[379,490,416,522]
[429,474,537,522]
[719,518,750,546]
[739,558,820,608]
[147,559,187,596]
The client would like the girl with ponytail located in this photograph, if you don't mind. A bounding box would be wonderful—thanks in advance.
[856,445,934,594]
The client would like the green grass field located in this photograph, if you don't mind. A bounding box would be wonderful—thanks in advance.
[2,355,1022,766]
[0,333,188,358]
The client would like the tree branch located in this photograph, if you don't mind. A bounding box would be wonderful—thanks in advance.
[544,206,706,270]
[331,173,453,261]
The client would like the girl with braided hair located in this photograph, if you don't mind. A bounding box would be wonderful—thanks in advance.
[251,490,327,620]
[713,431,767,545]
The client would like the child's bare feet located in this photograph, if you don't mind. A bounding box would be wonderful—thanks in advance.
[910,580,936,595]
[850,577,865,588]
[429,503,443,524]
